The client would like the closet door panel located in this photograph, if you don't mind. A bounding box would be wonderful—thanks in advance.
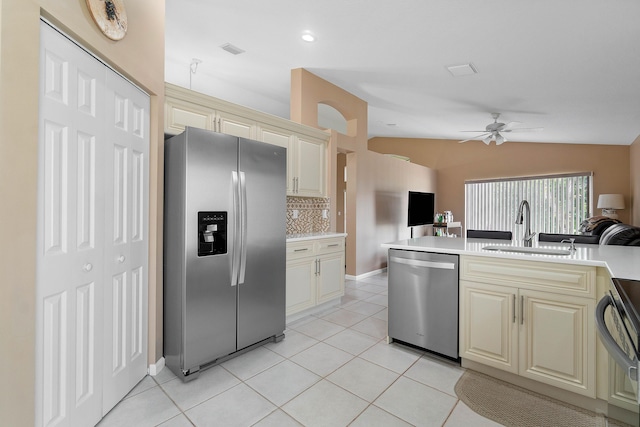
[102,70,149,415]
[37,21,105,427]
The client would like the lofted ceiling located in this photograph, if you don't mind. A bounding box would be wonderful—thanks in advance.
[165,0,640,145]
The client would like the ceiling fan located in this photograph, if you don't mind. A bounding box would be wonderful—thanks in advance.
[459,113,543,145]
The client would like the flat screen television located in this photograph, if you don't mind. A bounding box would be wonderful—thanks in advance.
[407,191,435,227]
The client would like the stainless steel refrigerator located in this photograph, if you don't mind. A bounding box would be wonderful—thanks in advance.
[163,127,286,381]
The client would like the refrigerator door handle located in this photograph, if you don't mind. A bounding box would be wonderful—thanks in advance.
[231,171,240,287]
[238,171,248,285]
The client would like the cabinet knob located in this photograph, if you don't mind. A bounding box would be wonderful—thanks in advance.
[83,263,93,272]
[117,255,126,263]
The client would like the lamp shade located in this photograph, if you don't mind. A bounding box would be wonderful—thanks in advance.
[597,194,625,209]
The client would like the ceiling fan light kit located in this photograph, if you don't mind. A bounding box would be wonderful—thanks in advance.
[458,112,543,145]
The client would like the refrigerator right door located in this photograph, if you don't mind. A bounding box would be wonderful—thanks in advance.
[237,137,286,350]
[183,128,239,370]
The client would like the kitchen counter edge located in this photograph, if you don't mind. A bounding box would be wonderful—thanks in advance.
[382,236,640,281]
[286,232,347,242]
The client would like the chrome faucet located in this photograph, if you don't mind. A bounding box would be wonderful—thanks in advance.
[515,200,536,247]
[561,238,576,251]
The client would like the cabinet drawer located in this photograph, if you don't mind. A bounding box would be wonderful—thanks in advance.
[460,256,596,298]
[315,238,344,255]
[286,241,315,260]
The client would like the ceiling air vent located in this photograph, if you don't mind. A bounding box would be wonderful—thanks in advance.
[446,63,478,77]
[220,43,245,55]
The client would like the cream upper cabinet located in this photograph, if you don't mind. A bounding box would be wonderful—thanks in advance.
[164,97,255,138]
[459,256,596,398]
[294,136,326,198]
[258,123,327,197]
[165,95,215,134]
[286,237,345,316]
[258,124,295,194]
[165,83,329,198]
[216,110,256,139]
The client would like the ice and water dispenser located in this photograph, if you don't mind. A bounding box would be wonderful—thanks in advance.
[198,211,227,256]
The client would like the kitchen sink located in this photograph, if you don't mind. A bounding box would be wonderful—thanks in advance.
[482,245,572,256]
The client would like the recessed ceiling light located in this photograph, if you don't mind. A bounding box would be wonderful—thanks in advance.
[446,63,478,77]
[301,32,315,42]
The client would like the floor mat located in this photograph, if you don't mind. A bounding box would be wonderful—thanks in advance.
[454,370,608,427]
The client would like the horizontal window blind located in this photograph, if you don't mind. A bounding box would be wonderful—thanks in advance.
[465,173,593,236]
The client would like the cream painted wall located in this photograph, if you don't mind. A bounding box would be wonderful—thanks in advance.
[631,135,640,226]
[369,137,633,228]
[355,151,436,271]
[0,1,164,424]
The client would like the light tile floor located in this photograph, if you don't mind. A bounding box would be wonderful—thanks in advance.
[98,272,500,427]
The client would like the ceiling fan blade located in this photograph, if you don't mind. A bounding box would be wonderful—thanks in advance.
[459,133,491,143]
[507,127,544,132]
[459,130,489,133]
[500,121,522,131]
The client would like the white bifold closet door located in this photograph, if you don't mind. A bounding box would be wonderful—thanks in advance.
[36,20,149,427]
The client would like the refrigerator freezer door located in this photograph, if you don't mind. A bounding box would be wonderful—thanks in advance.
[237,138,286,350]
[183,128,239,369]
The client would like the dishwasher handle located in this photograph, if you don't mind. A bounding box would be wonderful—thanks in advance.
[390,256,456,270]
[595,294,638,382]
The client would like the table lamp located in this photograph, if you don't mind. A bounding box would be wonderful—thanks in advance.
[597,194,624,219]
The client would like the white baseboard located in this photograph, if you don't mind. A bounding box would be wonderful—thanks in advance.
[345,267,387,281]
[148,357,165,376]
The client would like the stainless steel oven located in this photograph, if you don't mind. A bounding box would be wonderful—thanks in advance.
[596,278,640,427]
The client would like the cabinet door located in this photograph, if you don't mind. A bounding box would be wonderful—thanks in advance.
[317,252,345,304]
[286,257,316,316]
[460,281,518,374]
[165,97,215,135]
[609,360,639,412]
[216,111,255,139]
[519,289,595,397]
[295,137,326,197]
[258,125,295,194]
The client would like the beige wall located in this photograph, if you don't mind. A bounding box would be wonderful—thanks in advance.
[291,69,436,275]
[356,151,436,270]
[369,137,633,228]
[0,1,164,424]
[631,135,640,226]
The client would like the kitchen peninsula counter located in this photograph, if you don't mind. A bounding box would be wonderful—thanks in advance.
[382,236,640,280]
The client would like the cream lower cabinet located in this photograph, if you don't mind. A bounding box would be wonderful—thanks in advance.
[460,256,596,398]
[286,237,345,316]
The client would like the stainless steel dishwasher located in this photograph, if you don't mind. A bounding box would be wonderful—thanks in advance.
[388,249,459,360]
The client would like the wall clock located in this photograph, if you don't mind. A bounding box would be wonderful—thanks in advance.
[86,0,128,41]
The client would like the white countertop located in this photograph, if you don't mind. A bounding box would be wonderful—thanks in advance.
[382,236,640,280]
[286,232,347,242]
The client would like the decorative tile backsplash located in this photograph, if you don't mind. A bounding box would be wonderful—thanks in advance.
[286,196,330,234]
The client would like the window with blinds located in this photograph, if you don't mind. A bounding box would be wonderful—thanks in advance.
[464,173,593,236]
